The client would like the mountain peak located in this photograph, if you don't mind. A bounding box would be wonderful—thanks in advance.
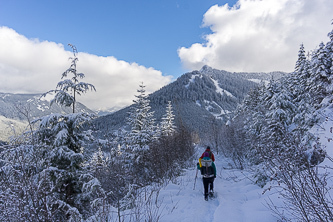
[200,65,213,73]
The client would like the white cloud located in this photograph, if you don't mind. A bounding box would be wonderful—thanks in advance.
[178,0,333,73]
[0,26,172,111]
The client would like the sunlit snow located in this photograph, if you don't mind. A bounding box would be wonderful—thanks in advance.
[185,74,201,88]
[210,77,235,98]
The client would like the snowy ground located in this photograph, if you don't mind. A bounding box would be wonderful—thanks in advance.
[104,154,281,222]
[156,156,279,222]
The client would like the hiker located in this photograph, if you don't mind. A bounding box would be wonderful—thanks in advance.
[198,150,216,201]
[199,146,215,163]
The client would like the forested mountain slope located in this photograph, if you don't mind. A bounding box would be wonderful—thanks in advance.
[92,66,285,140]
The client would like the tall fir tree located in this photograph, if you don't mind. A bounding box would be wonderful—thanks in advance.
[289,43,307,98]
[31,45,104,220]
[235,84,267,163]
[291,44,318,135]
[125,82,157,184]
[43,44,95,113]
[160,101,177,137]
[309,42,330,105]
[325,22,333,96]
[126,83,157,153]
[0,45,104,221]
[259,80,296,159]
[292,43,312,99]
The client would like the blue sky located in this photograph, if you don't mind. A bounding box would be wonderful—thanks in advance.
[0,0,237,77]
[0,0,332,111]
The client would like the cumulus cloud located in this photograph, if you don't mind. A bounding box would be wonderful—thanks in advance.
[178,0,333,73]
[0,26,172,111]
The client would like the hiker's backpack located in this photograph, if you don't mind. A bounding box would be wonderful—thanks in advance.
[204,151,213,160]
[200,158,213,177]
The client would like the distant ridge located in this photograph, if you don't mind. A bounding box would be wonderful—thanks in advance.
[0,92,95,120]
[0,92,95,141]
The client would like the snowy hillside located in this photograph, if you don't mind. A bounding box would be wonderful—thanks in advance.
[0,115,27,142]
[0,92,95,141]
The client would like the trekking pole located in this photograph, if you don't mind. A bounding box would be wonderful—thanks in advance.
[193,167,198,190]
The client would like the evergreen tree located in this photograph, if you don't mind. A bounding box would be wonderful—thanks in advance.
[34,112,94,153]
[91,146,107,169]
[125,82,157,184]
[160,101,177,137]
[28,45,104,220]
[250,80,294,166]
[235,84,267,164]
[291,44,318,135]
[291,43,311,99]
[126,83,157,152]
[263,81,295,140]
[43,44,95,113]
[309,42,330,104]
[295,44,307,74]
[0,109,104,221]
[325,22,333,96]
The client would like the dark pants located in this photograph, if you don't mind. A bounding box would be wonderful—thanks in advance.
[203,177,214,197]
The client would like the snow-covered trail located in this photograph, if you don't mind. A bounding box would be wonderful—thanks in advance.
[153,108,333,222]
[158,157,278,222]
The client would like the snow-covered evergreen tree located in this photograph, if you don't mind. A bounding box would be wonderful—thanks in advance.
[309,42,330,105]
[295,44,307,74]
[4,44,106,220]
[126,83,157,153]
[291,44,318,135]
[160,101,176,137]
[325,22,333,98]
[91,146,107,169]
[234,84,267,164]
[125,82,157,184]
[260,80,296,157]
[290,43,311,99]
[43,44,95,113]
[33,112,94,153]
